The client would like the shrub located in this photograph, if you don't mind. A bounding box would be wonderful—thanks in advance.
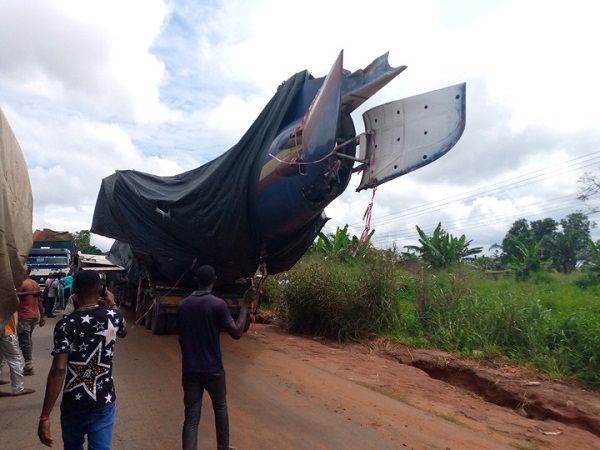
[283,253,402,341]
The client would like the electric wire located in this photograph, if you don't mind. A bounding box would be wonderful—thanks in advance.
[342,151,600,249]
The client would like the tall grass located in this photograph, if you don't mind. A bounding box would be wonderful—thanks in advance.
[406,267,600,387]
[279,253,403,340]
[271,254,600,387]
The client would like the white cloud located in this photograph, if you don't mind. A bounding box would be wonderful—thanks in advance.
[2,0,599,255]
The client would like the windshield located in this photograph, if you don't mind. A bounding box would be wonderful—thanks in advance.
[27,255,69,266]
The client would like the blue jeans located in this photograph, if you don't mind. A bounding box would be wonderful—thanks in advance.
[61,403,116,450]
[182,370,229,450]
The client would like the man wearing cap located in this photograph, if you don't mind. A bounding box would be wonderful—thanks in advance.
[177,265,256,450]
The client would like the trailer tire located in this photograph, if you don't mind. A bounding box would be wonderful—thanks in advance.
[144,304,153,330]
[151,310,167,335]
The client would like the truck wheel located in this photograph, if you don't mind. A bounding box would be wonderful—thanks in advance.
[151,311,167,335]
[144,304,153,330]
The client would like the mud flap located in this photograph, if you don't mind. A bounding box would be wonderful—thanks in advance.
[356,83,466,191]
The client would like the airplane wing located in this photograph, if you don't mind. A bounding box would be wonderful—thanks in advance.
[356,83,466,191]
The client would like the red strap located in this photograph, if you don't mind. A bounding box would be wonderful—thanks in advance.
[359,186,377,244]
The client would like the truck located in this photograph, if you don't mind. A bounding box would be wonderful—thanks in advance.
[27,229,79,289]
[0,107,34,329]
[91,51,467,334]
[105,240,256,335]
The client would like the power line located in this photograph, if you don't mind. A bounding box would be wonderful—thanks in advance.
[350,151,600,248]
[354,151,600,229]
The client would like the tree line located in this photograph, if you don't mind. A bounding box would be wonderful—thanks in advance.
[405,211,598,279]
[313,211,600,281]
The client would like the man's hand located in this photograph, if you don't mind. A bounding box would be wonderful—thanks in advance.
[98,290,117,308]
[39,317,46,327]
[38,418,53,447]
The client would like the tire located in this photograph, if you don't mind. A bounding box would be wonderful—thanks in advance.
[151,310,167,335]
[144,302,153,330]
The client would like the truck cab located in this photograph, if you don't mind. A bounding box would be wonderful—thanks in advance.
[27,247,72,288]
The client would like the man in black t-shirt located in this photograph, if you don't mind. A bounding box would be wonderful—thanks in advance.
[177,265,255,450]
[38,270,126,449]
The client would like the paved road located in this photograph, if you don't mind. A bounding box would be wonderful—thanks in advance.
[1,308,516,450]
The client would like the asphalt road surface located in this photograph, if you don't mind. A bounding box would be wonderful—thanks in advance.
[3,308,595,449]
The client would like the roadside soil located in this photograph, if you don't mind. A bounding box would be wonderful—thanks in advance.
[250,316,600,449]
[2,309,600,449]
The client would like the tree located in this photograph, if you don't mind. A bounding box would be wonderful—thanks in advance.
[405,222,482,268]
[551,212,593,273]
[73,230,103,255]
[577,171,600,214]
[499,213,595,274]
[500,218,557,266]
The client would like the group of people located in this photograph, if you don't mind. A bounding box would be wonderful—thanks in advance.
[0,269,76,393]
[0,266,46,397]
[42,271,73,318]
[1,263,255,450]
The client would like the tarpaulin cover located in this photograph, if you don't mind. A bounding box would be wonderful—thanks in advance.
[92,70,313,285]
[0,107,33,329]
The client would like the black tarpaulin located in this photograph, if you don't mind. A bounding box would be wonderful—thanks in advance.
[92,70,312,284]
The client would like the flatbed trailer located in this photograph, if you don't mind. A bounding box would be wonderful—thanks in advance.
[116,276,255,335]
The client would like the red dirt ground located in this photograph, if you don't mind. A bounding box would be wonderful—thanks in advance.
[256,314,600,449]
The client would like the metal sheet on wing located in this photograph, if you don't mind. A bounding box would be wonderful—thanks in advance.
[357,83,466,191]
[340,52,407,114]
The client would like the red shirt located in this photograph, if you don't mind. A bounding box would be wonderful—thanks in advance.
[17,278,41,320]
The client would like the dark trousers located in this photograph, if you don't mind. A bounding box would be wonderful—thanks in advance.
[44,296,56,317]
[17,318,38,369]
[63,288,71,308]
[182,370,229,450]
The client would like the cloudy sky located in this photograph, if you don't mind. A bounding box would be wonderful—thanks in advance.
[2,0,600,255]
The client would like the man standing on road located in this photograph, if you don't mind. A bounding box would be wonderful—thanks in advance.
[0,312,36,396]
[17,267,45,376]
[177,265,256,450]
[43,273,58,317]
[62,271,73,309]
[37,270,127,449]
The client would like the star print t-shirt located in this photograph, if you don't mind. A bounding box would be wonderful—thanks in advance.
[52,307,126,413]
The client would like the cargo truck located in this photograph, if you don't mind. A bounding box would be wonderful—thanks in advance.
[91,51,466,334]
[27,230,79,288]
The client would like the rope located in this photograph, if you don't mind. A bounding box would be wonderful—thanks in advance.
[248,262,269,330]
[353,186,377,258]
[354,131,378,252]
[134,258,198,325]
[360,186,377,243]
[268,149,336,166]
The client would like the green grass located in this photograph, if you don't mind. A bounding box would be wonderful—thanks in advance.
[266,256,600,388]
[399,267,600,387]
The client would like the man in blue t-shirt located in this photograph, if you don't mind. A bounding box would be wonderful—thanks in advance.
[38,270,126,449]
[177,265,256,450]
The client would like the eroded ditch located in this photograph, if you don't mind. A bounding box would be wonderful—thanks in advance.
[392,354,600,438]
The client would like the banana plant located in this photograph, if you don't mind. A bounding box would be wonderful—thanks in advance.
[506,237,552,280]
[312,225,374,262]
[405,222,482,268]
